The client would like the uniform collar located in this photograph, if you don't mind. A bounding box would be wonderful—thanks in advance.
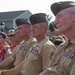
[25,37,36,44]
[37,37,49,47]
[19,37,36,45]
[70,38,75,45]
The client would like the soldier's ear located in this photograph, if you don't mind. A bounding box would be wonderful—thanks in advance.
[72,13,75,22]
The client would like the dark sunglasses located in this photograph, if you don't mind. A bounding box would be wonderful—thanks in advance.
[8,35,14,37]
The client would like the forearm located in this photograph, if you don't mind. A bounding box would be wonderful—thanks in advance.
[0,61,24,75]
[1,70,16,75]
[13,61,24,74]
[1,67,22,75]
[0,56,14,68]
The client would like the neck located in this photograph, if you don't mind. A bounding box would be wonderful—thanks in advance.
[11,38,22,46]
[63,29,75,40]
[23,35,30,42]
[36,35,46,42]
[66,34,75,41]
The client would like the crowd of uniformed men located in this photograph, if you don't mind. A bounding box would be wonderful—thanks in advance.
[0,1,75,75]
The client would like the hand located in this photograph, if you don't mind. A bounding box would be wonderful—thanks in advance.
[0,71,1,75]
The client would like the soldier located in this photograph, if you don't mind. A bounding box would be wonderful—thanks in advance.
[39,1,75,75]
[13,18,37,66]
[7,28,21,51]
[0,18,37,75]
[19,13,56,75]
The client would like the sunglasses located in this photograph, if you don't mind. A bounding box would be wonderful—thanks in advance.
[8,35,14,37]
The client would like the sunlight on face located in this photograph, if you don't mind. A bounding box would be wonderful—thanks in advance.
[55,8,74,34]
[16,25,28,38]
[32,24,43,38]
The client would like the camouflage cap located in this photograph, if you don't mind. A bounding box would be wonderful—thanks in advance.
[29,13,48,25]
[15,18,31,26]
[51,1,75,16]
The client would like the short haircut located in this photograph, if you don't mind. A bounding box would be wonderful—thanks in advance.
[0,32,7,39]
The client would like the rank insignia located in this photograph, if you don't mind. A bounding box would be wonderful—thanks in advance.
[31,45,41,56]
[19,46,25,51]
[23,42,29,50]
[65,48,75,59]
[19,43,29,50]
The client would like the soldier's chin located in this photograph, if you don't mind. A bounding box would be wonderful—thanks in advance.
[33,35,38,38]
[33,35,36,38]
[58,30,64,34]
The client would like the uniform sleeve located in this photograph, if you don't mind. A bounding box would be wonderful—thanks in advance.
[11,48,17,59]
[47,67,61,75]
[41,44,55,70]
[6,48,12,55]
[70,60,75,75]
[3,47,12,59]
[11,45,21,59]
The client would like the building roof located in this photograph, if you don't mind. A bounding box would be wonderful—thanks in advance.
[0,10,29,20]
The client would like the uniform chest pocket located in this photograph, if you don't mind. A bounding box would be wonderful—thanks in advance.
[28,53,39,61]
[60,56,72,66]
[31,54,39,60]
[30,46,41,60]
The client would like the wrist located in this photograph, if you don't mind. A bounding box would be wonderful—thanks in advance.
[0,71,1,75]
